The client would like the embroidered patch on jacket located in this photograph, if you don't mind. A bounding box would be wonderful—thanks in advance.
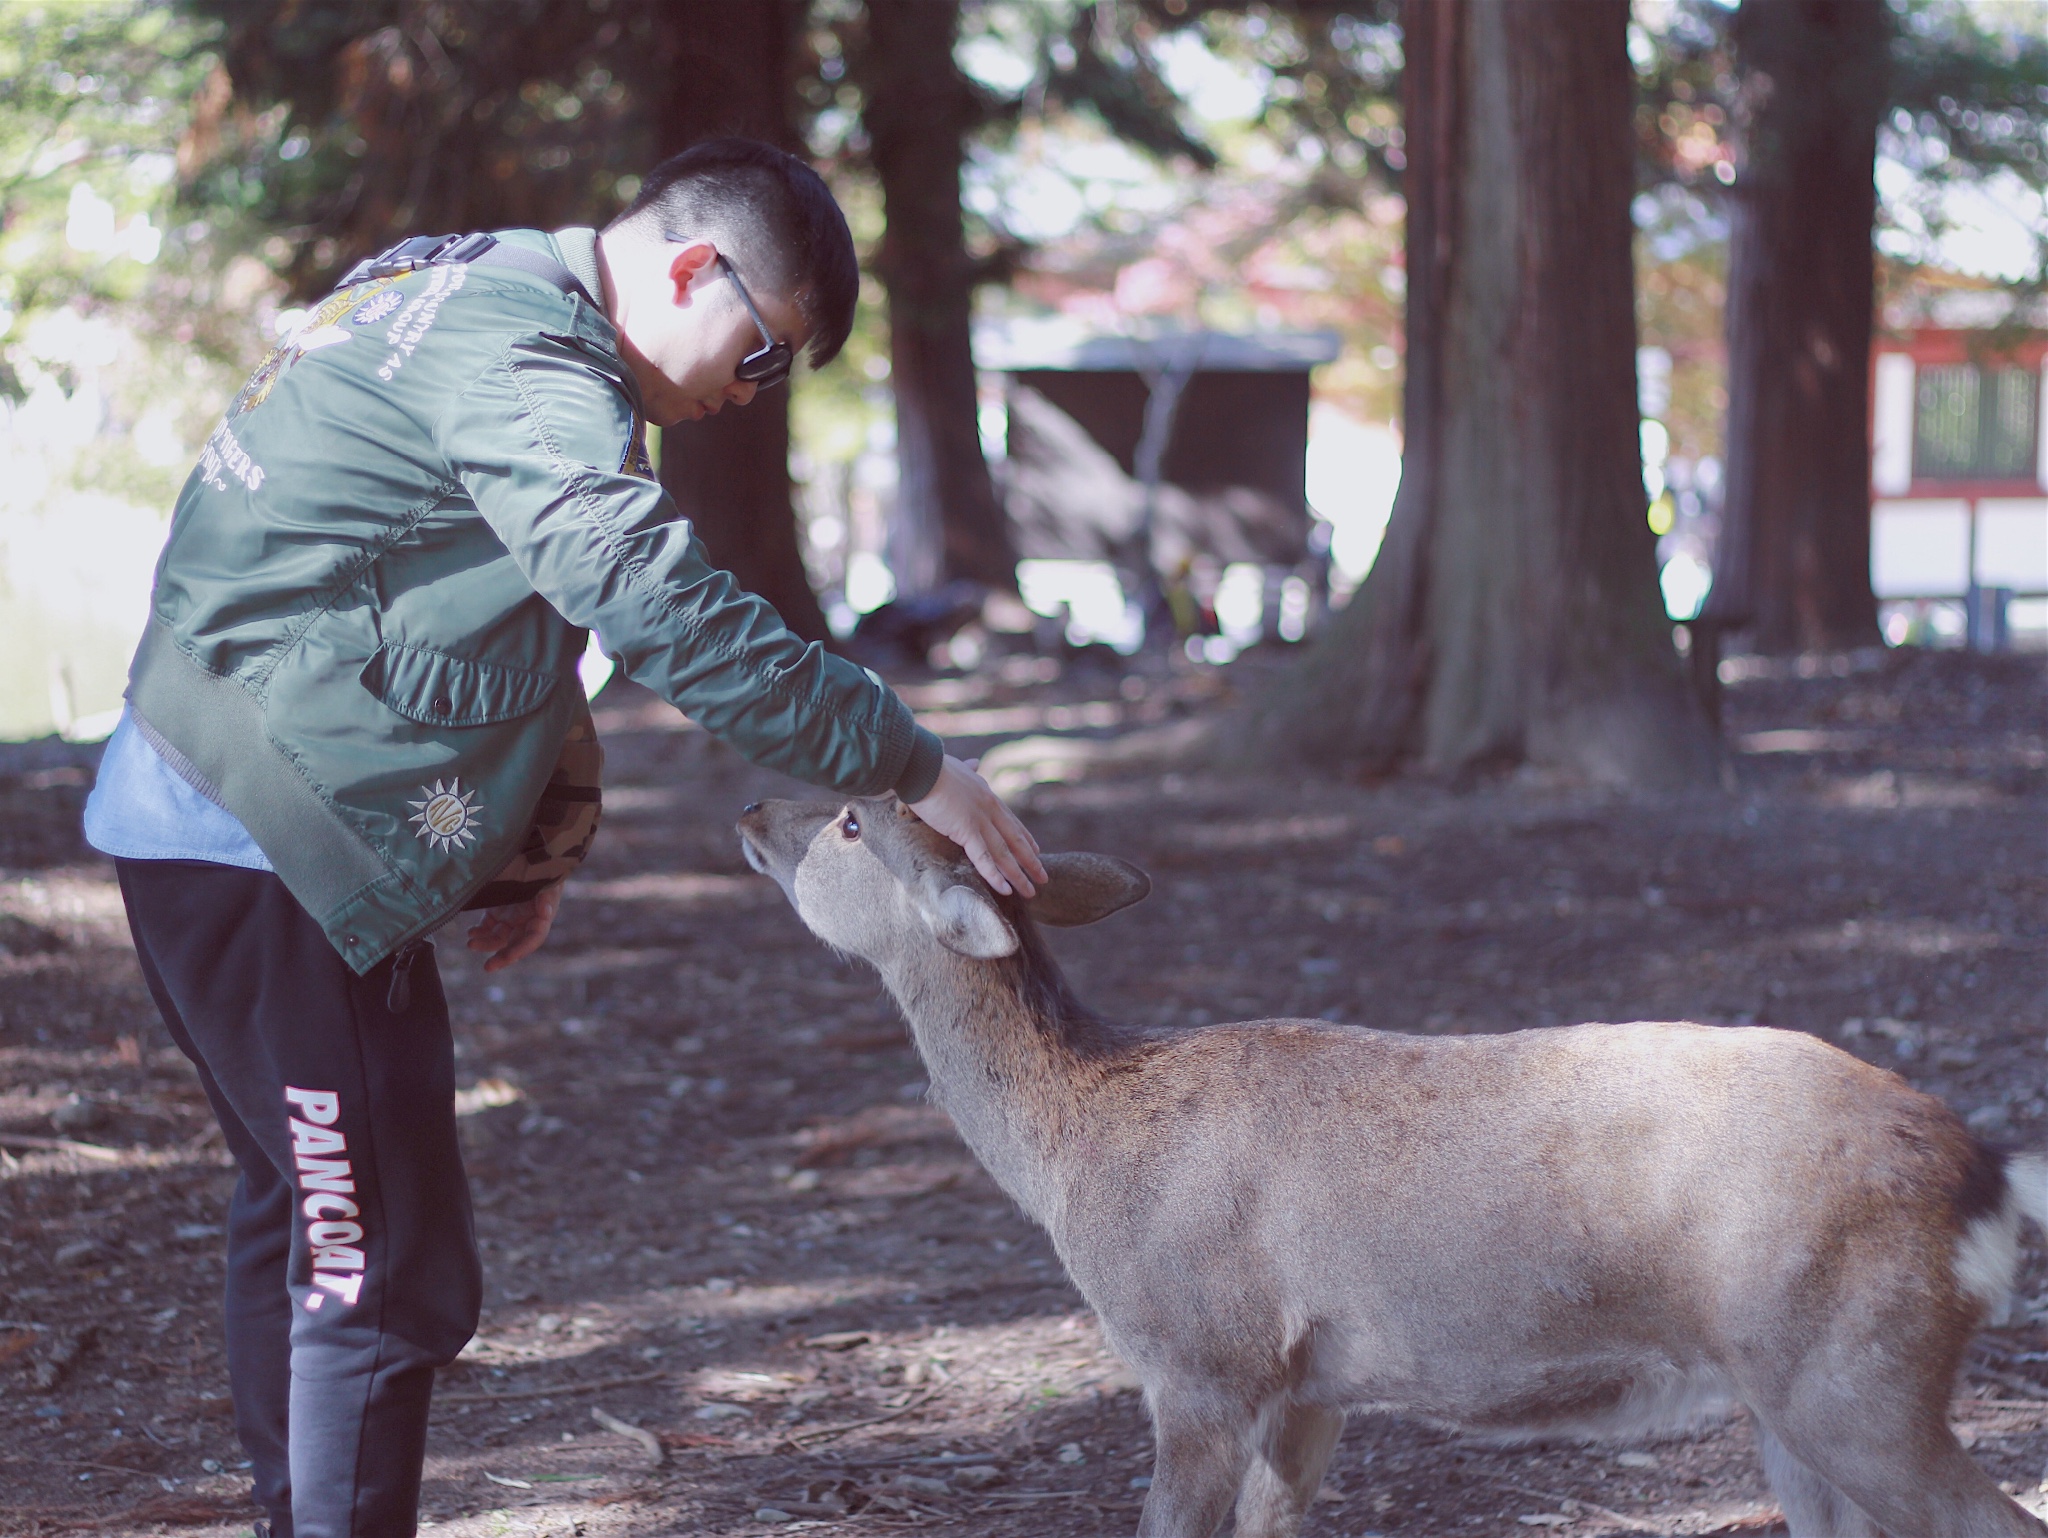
[408,778,484,852]
[197,421,264,493]
[227,276,397,418]
[622,414,655,480]
[294,325,352,354]
[352,290,404,326]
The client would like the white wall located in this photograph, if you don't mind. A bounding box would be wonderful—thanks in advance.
[1871,497,2048,597]
[1871,352,1915,497]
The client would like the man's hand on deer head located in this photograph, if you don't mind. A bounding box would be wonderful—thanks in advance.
[907,755,1047,898]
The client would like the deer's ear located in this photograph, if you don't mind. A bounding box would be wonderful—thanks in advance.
[1026,853,1151,927]
[920,882,1019,958]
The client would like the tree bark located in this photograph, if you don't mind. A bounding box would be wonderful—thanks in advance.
[1708,0,1887,653]
[858,0,1016,596]
[1263,0,1718,787]
[648,0,831,643]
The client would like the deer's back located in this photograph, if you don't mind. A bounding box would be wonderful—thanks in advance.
[1051,1018,1979,1379]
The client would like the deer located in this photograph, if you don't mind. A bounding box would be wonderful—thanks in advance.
[737,794,2048,1538]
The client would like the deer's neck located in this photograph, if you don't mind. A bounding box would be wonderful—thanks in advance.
[879,945,1091,1227]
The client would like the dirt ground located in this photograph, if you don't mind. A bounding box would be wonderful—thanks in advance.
[1,643,2043,1536]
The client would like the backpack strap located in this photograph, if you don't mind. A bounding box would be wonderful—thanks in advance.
[339,232,597,307]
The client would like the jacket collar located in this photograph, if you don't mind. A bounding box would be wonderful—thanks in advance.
[548,227,605,317]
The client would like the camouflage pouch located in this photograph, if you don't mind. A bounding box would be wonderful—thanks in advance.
[463,700,603,909]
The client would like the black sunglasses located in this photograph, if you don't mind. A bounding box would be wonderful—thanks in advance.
[712,252,794,389]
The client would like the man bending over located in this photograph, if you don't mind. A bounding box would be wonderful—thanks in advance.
[83,137,1042,1538]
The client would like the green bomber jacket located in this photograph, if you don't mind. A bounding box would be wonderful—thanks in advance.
[128,227,943,974]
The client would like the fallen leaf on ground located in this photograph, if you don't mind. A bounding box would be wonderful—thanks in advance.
[591,1405,664,1467]
[656,1429,734,1449]
[800,1330,874,1351]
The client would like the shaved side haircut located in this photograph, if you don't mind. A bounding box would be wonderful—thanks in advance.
[608,137,859,369]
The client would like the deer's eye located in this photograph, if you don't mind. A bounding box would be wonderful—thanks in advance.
[841,813,861,841]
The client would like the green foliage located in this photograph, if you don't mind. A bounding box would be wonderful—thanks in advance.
[1885,0,2048,284]
[179,0,659,298]
[1636,0,2048,282]
[1154,2,1403,196]
[1044,6,1220,169]
[0,4,214,334]
[0,3,279,738]
[1890,1,2048,185]
[0,2,255,505]
[1632,3,1740,196]
[1636,224,1728,464]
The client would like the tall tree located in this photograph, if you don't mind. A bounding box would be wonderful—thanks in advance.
[1705,0,1889,655]
[646,0,830,643]
[1262,0,1718,787]
[853,0,1015,597]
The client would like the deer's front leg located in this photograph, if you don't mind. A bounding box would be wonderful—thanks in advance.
[1137,1391,1255,1538]
[1233,1397,1345,1538]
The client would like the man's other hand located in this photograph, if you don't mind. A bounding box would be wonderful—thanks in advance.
[467,881,564,973]
[908,755,1048,897]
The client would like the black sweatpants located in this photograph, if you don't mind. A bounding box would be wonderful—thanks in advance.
[118,860,481,1538]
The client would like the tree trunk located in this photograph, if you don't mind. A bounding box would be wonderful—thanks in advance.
[1263,0,1717,787]
[859,0,1016,596]
[1708,0,1887,653]
[649,0,831,644]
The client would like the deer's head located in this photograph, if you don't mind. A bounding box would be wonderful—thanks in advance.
[738,796,1149,967]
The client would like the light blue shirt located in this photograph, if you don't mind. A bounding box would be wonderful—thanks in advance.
[83,706,273,870]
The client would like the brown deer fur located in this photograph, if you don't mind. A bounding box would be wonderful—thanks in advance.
[738,795,2047,1538]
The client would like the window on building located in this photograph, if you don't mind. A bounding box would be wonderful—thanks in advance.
[1913,364,2040,481]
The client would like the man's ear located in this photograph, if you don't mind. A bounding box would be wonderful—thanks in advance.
[918,882,1019,959]
[1024,853,1151,927]
[666,239,719,305]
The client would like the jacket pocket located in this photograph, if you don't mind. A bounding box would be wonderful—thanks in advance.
[359,642,560,727]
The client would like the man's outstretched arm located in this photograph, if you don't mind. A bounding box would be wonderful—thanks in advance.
[441,334,942,803]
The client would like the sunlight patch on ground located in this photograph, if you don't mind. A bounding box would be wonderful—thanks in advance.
[589,695,698,735]
[1793,916,2004,958]
[564,873,766,907]
[0,866,128,939]
[595,785,683,814]
[1818,770,2021,809]
[1735,728,1876,754]
[915,698,1125,737]
[0,1141,229,1178]
[1177,813,1358,850]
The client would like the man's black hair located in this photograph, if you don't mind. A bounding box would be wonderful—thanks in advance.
[607,138,857,370]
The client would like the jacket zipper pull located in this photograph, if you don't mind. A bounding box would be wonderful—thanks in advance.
[386,942,422,1013]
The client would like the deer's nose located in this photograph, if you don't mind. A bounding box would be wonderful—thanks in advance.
[742,802,762,815]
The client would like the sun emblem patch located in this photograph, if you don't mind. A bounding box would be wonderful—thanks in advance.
[352,289,404,326]
[408,778,484,852]
[622,414,655,480]
[228,276,397,418]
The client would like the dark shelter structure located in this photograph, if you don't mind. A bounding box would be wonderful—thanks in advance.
[982,328,1340,578]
